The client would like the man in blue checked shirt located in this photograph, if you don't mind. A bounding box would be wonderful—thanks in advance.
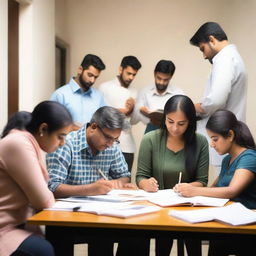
[46,106,148,256]
[47,106,134,198]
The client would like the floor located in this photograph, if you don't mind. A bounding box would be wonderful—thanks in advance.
[74,239,209,255]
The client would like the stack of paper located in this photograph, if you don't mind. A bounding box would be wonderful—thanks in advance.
[149,193,229,207]
[46,200,161,218]
[59,189,152,203]
[169,203,256,226]
[59,189,229,207]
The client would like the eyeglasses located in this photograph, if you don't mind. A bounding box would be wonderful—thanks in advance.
[97,126,120,145]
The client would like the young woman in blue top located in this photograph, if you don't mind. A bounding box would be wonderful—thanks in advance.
[175,110,256,208]
[175,110,256,256]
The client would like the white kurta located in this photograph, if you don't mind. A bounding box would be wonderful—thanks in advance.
[197,44,247,165]
[98,77,137,153]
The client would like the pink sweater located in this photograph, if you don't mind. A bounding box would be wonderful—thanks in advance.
[0,130,55,256]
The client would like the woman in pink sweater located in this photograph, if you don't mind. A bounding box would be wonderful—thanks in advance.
[0,101,73,256]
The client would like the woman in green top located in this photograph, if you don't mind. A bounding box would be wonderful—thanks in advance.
[136,95,209,256]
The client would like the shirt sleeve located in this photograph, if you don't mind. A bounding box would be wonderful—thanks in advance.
[236,151,256,173]
[130,90,150,125]
[108,146,130,179]
[201,57,235,116]
[50,90,64,104]
[98,91,107,107]
[46,142,72,192]
[194,134,209,186]
[136,133,153,184]
[5,138,55,209]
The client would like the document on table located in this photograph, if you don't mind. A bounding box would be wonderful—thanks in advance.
[46,200,161,218]
[59,189,229,207]
[59,189,156,203]
[148,189,229,207]
[169,203,256,226]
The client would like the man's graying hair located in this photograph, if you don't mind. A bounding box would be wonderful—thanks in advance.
[90,106,130,130]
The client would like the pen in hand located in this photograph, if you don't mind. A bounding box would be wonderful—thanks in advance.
[178,172,182,184]
[96,168,109,180]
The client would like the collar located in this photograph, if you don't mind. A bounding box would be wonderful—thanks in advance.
[69,78,92,95]
[150,84,174,96]
[212,44,235,64]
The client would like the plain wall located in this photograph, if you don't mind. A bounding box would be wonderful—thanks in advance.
[0,0,8,130]
[19,0,55,111]
[55,0,256,177]
[0,0,55,131]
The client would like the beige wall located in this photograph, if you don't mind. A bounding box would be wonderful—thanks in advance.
[55,0,256,176]
[0,0,8,130]
[19,0,55,111]
[0,0,55,132]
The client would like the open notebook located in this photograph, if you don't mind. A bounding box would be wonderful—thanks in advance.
[46,201,161,218]
[169,203,256,226]
[59,189,229,207]
[148,190,229,207]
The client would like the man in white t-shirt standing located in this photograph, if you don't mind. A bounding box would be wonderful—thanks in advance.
[99,56,142,173]
[190,22,247,174]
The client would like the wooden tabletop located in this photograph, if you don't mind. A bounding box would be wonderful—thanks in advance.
[28,206,256,235]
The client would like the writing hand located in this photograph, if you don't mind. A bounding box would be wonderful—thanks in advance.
[122,183,138,190]
[139,177,159,192]
[90,179,112,195]
[173,183,197,197]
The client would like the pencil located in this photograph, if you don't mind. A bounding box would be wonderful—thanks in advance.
[178,172,182,184]
[97,168,108,180]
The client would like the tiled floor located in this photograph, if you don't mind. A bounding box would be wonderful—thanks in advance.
[74,239,209,255]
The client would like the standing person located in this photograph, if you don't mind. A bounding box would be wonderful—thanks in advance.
[131,59,184,133]
[0,101,73,256]
[175,110,256,256]
[99,55,142,172]
[50,54,106,128]
[46,106,148,256]
[136,95,209,256]
[190,22,247,174]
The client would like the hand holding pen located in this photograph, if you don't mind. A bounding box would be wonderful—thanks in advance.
[139,177,159,192]
[173,172,182,193]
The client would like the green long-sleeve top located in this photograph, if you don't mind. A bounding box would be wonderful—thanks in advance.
[136,129,209,189]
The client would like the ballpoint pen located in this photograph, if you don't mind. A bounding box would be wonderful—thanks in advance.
[178,172,182,184]
[97,168,109,180]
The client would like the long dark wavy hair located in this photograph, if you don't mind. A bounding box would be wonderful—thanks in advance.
[161,95,197,180]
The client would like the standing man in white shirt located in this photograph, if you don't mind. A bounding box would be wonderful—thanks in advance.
[98,56,142,172]
[190,22,247,174]
[131,60,184,133]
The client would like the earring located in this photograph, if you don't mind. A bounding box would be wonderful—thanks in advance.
[40,132,43,137]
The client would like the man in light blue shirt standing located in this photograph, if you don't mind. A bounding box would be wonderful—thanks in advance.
[50,54,106,128]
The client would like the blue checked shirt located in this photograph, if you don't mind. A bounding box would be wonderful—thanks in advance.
[46,126,130,192]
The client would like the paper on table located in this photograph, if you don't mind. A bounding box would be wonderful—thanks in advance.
[46,200,161,218]
[169,203,256,226]
[148,189,229,207]
[46,201,132,212]
[59,189,156,203]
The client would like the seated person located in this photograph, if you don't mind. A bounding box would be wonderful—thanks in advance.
[136,95,209,256]
[0,101,73,256]
[175,110,256,256]
[46,106,147,256]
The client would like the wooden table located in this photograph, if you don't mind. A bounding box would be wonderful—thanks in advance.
[28,206,256,255]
